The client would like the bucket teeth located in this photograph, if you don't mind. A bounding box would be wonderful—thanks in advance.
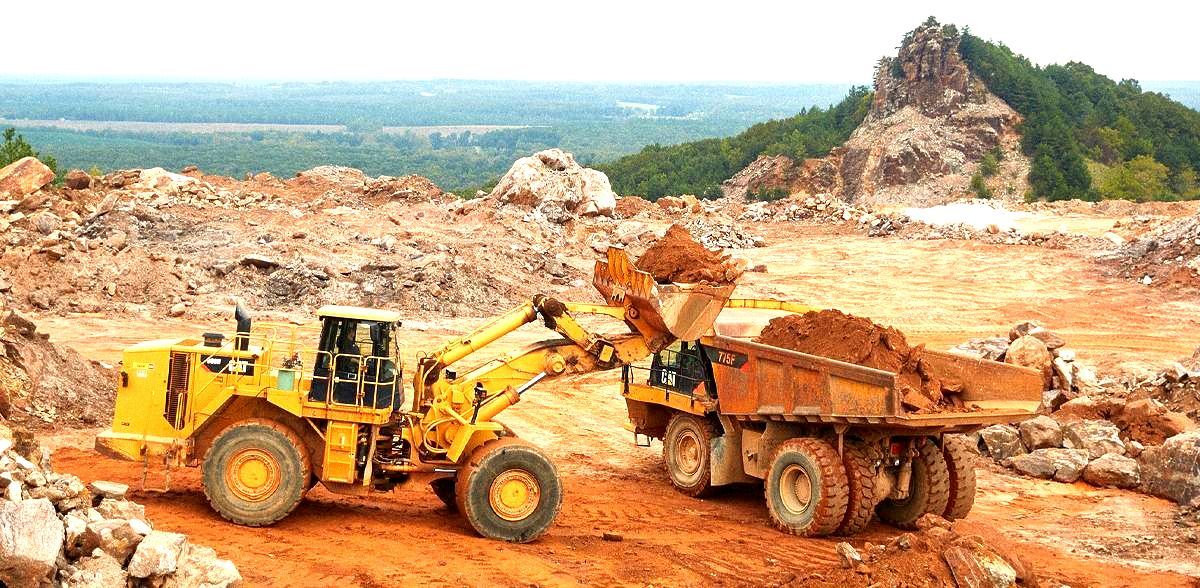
[592,247,735,342]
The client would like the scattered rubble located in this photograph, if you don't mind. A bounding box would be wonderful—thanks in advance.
[1113,210,1200,288]
[0,422,240,587]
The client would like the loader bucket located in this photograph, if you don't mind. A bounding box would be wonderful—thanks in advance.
[593,247,736,342]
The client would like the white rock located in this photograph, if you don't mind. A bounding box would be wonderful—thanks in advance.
[0,498,64,586]
[127,531,188,578]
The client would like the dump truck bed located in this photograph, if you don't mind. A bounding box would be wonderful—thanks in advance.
[701,334,1042,433]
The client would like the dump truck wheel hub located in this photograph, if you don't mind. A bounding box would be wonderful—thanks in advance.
[674,430,703,477]
[489,469,540,522]
[226,448,282,502]
[779,464,813,514]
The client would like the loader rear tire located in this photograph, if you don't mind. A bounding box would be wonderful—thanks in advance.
[455,438,563,543]
[202,419,311,527]
[430,477,457,511]
[663,413,717,497]
[876,438,950,529]
[941,435,977,520]
[837,441,878,535]
[764,438,848,537]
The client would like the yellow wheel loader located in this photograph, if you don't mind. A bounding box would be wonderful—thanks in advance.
[97,248,734,542]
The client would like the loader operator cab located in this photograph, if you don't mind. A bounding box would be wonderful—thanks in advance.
[309,306,402,410]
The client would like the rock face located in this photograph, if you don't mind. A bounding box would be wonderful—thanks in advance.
[724,21,1028,206]
[1139,431,1200,504]
[488,149,617,222]
[0,157,56,198]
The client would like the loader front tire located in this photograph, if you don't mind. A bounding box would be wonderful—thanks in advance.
[876,438,950,529]
[202,419,311,527]
[456,438,562,543]
[941,435,977,520]
[663,413,717,497]
[764,438,848,537]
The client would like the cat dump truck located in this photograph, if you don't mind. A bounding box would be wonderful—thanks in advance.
[622,300,1042,536]
[96,248,735,542]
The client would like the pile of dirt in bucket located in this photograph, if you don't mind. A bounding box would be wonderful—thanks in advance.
[756,309,970,413]
[636,224,743,284]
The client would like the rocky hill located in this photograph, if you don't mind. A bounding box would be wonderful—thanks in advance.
[726,22,1028,205]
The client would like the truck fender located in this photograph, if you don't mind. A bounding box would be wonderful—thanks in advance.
[710,430,755,486]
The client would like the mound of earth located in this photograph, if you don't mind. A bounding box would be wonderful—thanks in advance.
[635,224,742,284]
[756,309,967,413]
[1114,211,1200,288]
[0,310,114,427]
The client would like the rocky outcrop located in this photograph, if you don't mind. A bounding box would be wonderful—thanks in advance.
[724,20,1028,206]
[487,149,617,222]
[722,153,843,200]
[0,157,55,199]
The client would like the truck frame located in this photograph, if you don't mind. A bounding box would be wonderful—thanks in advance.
[622,300,1042,536]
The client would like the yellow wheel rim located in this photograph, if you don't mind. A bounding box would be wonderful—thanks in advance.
[488,469,541,522]
[226,448,282,502]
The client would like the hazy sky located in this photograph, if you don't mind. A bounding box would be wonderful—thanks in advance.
[7,0,1195,83]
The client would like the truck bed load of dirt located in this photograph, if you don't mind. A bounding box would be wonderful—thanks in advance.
[756,309,969,413]
[636,224,742,284]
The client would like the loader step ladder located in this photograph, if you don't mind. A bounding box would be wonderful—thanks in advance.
[140,450,175,493]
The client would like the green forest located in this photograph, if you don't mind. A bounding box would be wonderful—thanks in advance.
[959,30,1200,201]
[597,87,872,199]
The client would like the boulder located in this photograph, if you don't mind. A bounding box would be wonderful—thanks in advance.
[1082,454,1141,489]
[489,149,617,221]
[1062,420,1125,459]
[63,170,93,190]
[977,425,1026,460]
[951,337,1009,361]
[1111,399,1196,446]
[1006,448,1089,483]
[61,550,128,588]
[127,530,188,578]
[1138,431,1200,505]
[0,157,55,198]
[1052,396,1123,423]
[942,544,1018,588]
[95,498,147,524]
[88,480,129,501]
[164,544,242,588]
[1005,336,1053,387]
[80,518,144,564]
[1018,415,1063,450]
[0,498,65,587]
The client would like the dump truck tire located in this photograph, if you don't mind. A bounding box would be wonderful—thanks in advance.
[876,439,950,529]
[202,419,311,527]
[941,435,977,520]
[455,438,563,543]
[430,477,457,511]
[764,438,848,537]
[663,413,717,497]
[837,441,878,535]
